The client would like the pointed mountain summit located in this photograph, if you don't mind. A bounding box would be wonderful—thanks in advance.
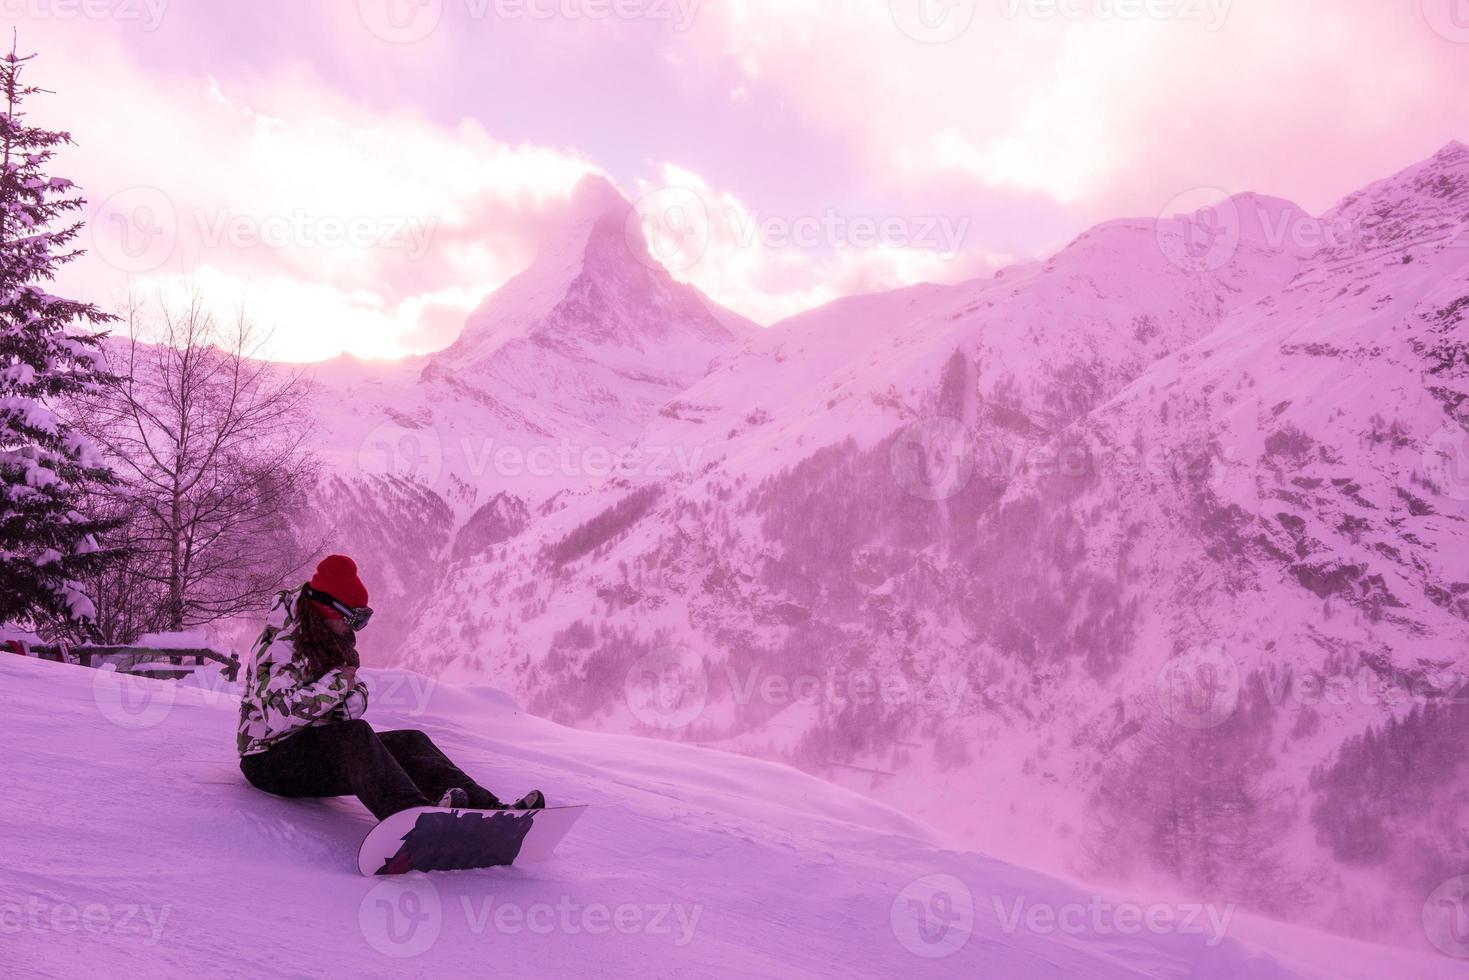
[427,175,755,431]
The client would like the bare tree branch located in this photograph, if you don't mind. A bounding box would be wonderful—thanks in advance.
[75,291,325,639]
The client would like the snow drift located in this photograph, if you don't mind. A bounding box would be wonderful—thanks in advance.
[2,653,1458,978]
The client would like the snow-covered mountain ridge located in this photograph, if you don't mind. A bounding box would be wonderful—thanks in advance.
[295,146,1469,945]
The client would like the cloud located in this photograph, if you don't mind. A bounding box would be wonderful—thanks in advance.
[43,20,600,360]
[32,1,1469,355]
[43,12,1012,345]
[688,0,1469,222]
[628,163,1006,325]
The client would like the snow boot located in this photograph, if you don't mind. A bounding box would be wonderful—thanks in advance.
[438,787,469,809]
[512,790,546,810]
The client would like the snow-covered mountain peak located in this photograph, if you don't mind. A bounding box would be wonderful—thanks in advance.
[1043,190,1315,295]
[1433,138,1467,159]
[429,173,752,389]
[523,173,651,283]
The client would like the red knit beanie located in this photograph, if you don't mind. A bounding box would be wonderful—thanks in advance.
[309,554,369,617]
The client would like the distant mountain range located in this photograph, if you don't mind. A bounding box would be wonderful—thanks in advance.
[302,143,1469,940]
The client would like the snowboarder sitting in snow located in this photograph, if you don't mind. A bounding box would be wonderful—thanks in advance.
[237,554,545,818]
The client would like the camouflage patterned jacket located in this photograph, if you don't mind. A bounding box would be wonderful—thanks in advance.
[237,587,369,756]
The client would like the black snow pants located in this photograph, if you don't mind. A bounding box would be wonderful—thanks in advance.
[240,720,502,820]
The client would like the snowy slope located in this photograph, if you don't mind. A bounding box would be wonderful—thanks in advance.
[2,654,1457,979]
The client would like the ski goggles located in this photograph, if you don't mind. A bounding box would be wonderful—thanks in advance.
[302,584,374,632]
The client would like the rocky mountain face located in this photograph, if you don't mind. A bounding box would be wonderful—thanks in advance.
[307,149,1469,939]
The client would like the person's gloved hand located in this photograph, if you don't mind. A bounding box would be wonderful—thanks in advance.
[340,679,368,720]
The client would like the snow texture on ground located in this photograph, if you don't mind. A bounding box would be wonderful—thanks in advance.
[1,655,1457,979]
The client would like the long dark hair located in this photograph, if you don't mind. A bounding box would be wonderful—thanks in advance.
[293,591,360,681]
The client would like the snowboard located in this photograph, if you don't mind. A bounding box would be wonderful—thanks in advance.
[357,804,587,876]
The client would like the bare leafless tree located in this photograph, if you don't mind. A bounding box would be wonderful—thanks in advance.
[80,292,321,637]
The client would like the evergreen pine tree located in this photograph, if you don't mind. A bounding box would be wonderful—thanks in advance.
[0,42,117,630]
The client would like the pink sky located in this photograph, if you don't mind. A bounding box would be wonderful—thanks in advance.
[25,0,1469,360]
